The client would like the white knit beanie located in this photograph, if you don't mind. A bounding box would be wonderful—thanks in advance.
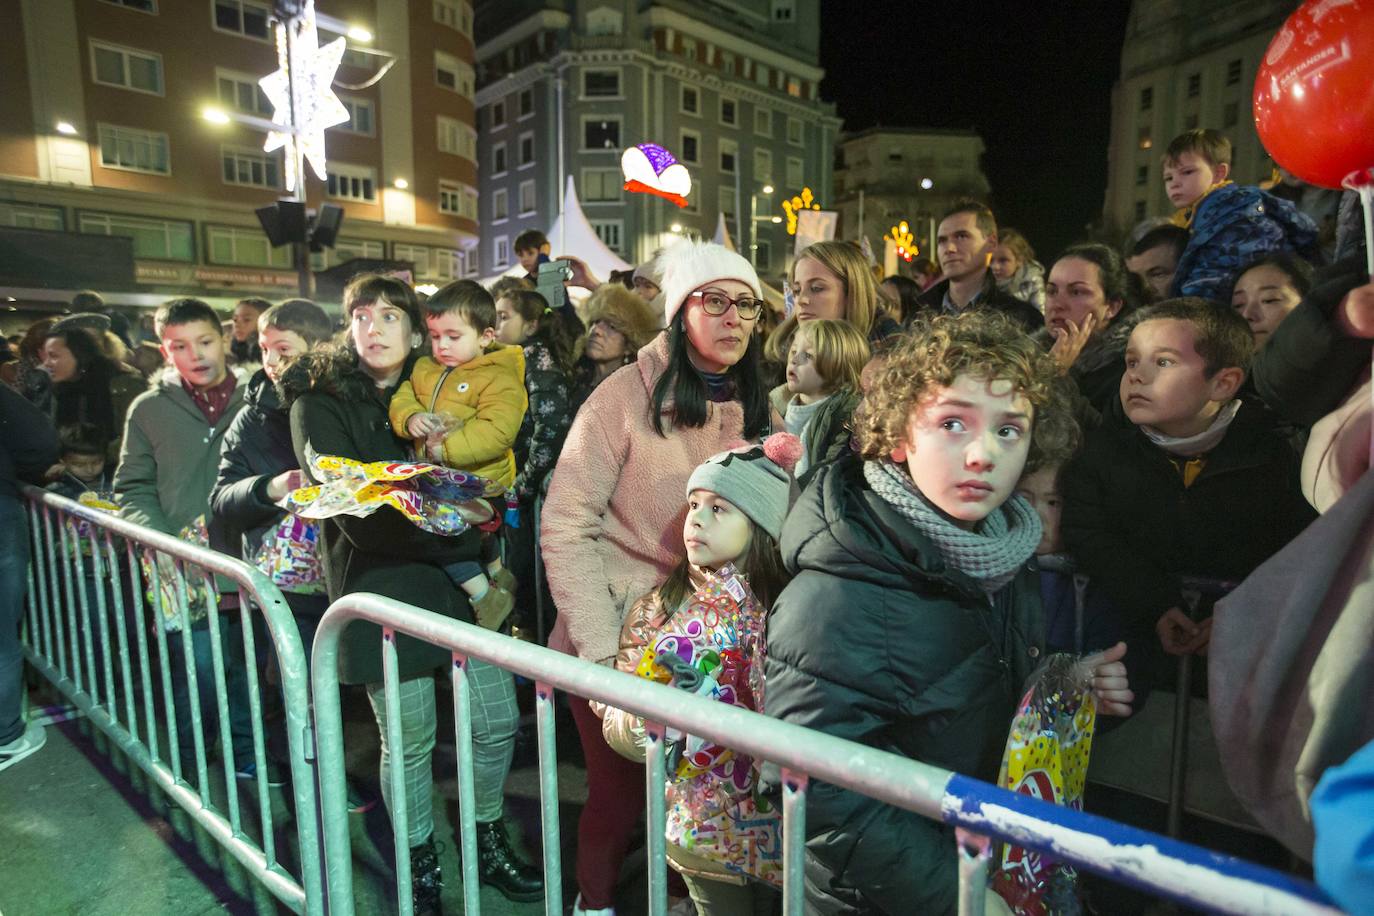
[658,238,762,327]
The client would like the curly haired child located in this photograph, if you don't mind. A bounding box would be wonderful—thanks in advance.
[764,311,1133,915]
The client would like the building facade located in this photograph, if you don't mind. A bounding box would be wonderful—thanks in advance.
[472,0,841,283]
[1102,0,1292,233]
[832,127,990,262]
[0,0,480,310]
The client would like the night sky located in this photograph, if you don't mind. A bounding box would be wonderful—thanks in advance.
[819,0,1134,260]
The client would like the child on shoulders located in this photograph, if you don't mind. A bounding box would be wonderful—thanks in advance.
[1164,128,1318,302]
[389,281,529,630]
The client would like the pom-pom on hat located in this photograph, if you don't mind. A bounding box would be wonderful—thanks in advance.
[658,238,762,327]
[686,432,801,540]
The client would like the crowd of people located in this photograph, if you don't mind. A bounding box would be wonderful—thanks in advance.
[1,125,1372,916]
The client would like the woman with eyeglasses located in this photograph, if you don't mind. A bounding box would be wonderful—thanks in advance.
[541,240,771,916]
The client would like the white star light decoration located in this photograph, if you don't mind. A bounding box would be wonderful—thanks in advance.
[258,0,349,193]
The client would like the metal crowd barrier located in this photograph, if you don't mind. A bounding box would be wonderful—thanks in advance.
[20,486,324,914]
[312,592,1341,916]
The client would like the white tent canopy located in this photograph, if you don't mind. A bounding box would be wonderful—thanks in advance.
[548,175,633,278]
[712,212,737,252]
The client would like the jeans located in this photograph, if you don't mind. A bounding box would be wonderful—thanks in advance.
[366,659,519,847]
[166,616,255,769]
[0,496,30,745]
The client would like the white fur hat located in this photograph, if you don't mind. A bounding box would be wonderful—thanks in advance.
[657,238,762,327]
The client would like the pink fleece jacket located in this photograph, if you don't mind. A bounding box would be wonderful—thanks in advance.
[541,333,747,664]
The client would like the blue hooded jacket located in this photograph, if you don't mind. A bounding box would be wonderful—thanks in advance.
[1172,184,1319,302]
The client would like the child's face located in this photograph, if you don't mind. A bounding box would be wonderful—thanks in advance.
[516,247,541,273]
[1163,152,1218,209]
[259,326,310,384]
[791,256,846,323]
[898,373,1034,530]
[63,451,106,484]
[1231,265,1302,350]
[232,303,262,342]
[1121,318,1233,437]
[1044,256,1121,336]
[990,245,1020,282]
[683,489,752,570]
[1016,467,1063,556]
[428,312,494,368]
[785,332,827,399]
[494,297,534,346]
[159,320,228,390]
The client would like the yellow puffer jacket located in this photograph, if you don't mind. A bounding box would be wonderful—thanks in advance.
[389,347,528,491]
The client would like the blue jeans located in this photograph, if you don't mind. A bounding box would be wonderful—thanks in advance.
[0,496,30,745]
[166,616,255,769]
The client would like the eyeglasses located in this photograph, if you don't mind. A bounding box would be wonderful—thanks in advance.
[688,290,764,319]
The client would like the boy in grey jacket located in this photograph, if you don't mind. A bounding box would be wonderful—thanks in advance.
[114,298,259,779]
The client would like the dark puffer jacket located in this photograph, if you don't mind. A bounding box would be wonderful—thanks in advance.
[764,455,1043,915]
[512,335,572,501]
[210,369,298,562]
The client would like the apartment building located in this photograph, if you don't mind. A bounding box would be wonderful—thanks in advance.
[0,0,480,310]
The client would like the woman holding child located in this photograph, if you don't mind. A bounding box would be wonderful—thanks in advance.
[281,273,540,915]
[764,311,1134,915]
[542,239,770,916]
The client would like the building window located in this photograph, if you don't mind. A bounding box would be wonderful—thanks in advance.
[1187,72,1201,98]
[439,181,463,215]
[217,69,271,115]
[1139,86,1153,112]
[213,0,270,40]
[435,51,473,96]
[771,0,795,20]
[393,243,431,277]
[433,248,464,279]
[583,69,621,98]
[491,99,507,128]
[718,186,737,221]
[90,41,163,95]
[518,88,534,119]
[787,117,803,146]
[1135,164,1148,186]
[326,164,376,202]
[337,96,375,136]
[100,0,156,10]
[492,142,507,175]
[755,63,770,88]
[681,85,699,116]
[680,130,700,165]
[518,180,536,216]
[1137,126,1152,150]
[437,117,476,159]
[786,156,803,190]
[786,77,801,97]
[682,39,697,62]
[754,148,773,183]
[433,0,462,29]
[754,107,771,137]
[1223,101,1239,128]
[492,188,509,222]
[222,147,280,189]
[590,220,623,254]
[720,51,735,74]
[329,238,385,267]
[586,7,624,36]
[518,132,535,168]
[720,97,737,127]
[78,211,193,261]
[583,117,621,151]
[720,139,737,174]
[494,235,510,268]
[1227,58,1243,86]
[207,224,291,268]
[97,123,170,174]
[582,167,622,202]
[1134,200,1147,221]
[0,200,64,231]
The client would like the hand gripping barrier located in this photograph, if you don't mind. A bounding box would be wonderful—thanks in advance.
[20,486,324,914]
[311,592,1342,916]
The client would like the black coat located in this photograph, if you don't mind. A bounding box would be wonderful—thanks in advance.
[1,383,59,501]
[1061,396,1316,637]
[914,271,1042,332]
[286,359,480,685]
[211,370,298,561]
[764,455,1043,915]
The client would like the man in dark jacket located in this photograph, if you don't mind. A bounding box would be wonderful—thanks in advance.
[0,385,59,770]
[914,200,1042,332]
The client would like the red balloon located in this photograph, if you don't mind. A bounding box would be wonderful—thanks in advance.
[1253,0,1374,189]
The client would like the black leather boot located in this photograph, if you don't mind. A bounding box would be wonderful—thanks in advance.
[410,836,444,916]
[475,819,544,902]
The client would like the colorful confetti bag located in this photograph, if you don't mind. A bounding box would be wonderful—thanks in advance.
[254,513,324,595]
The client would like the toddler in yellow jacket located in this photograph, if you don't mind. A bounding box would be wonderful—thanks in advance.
[390,280,528,629]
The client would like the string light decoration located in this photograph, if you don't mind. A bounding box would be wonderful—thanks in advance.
[885,220,918,261]
[782,188,821,235]
[259,0,350,193]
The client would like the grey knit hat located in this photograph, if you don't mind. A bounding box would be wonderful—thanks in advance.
[685,433,802,540]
